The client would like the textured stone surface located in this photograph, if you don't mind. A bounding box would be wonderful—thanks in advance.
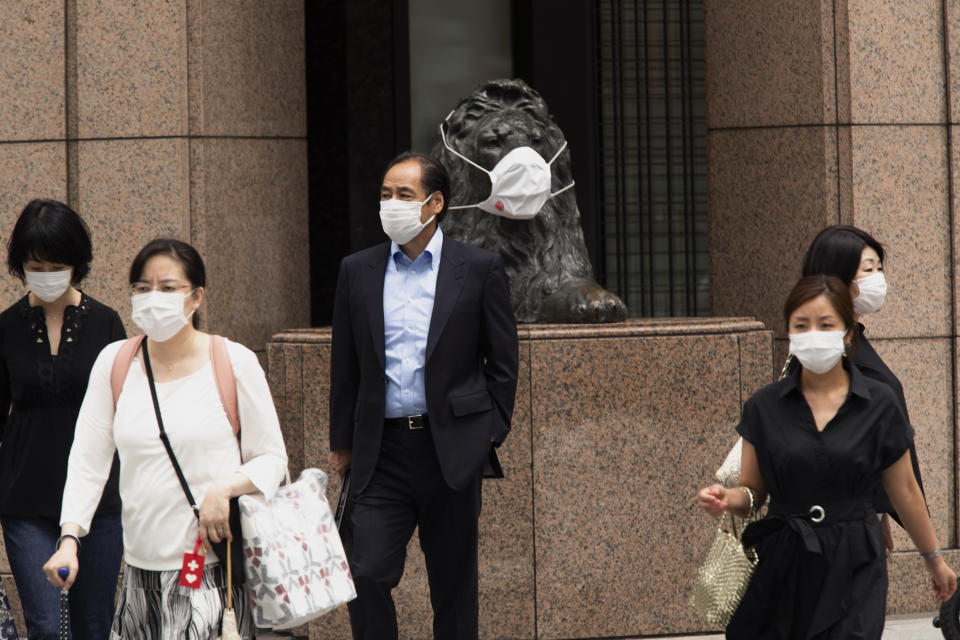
[708,126,839,336]
[0,143,67,309]
[530,332,745,638]
[190,138,310,351]
[0,2,64,141]
[703,0,836,128]
[75,0,188,138]
[187,0,306,137]
[867,338,953,551]
[841,0,945,124]
[848,126,950,339]
[75,138,191,328]
[947,1,960,122]
[270,322,770,639]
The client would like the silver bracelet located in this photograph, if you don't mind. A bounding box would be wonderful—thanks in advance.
[737,486,756,519]
[57,533,81,552]
[921,548,941,561]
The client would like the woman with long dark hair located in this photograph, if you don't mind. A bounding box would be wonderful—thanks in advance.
[801,225,925,547]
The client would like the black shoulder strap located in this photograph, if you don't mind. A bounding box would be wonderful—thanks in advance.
[141,340,201,523]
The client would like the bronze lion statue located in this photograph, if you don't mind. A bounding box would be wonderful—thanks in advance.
[432,79,627,323]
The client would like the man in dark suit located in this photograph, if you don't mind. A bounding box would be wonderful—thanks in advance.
[329,152,519,640]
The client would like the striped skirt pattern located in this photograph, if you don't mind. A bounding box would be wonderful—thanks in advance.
[110,563,253,640]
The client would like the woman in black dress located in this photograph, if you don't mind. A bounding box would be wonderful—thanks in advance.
[802,225,925,546]
[698,275,954,639]
[0,200,124,639]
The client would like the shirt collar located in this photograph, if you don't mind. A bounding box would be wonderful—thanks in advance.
[389,227,444,271]
[778,356,870,400]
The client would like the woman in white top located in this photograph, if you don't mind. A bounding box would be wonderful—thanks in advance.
[43,238,288,639]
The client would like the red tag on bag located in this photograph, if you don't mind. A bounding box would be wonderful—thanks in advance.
[179,536,205,589]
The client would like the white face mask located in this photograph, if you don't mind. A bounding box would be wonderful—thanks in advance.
[853,272,887,315]
[131,290,196,343]
[788,330,846,375]
[440,117,574,220]
[25,268,73,303]
[379,193,435,246]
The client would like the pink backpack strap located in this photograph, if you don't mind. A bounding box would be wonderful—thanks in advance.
[110,335,146,407]
[209,335,240,436]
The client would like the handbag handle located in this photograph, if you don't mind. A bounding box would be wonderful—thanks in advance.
[141,340,202,524]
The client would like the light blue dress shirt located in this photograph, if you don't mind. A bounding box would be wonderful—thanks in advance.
[383,228,443,418]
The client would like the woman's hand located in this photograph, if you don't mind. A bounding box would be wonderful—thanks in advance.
[43,537,79,590]
[198,481,233,552]
[880,513,895,553]
[698,483,729,518]
[926,556,957,602]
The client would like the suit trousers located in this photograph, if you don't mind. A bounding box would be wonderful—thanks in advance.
[347,424,483,640]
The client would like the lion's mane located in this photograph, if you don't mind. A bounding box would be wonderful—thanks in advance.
[431,79,597,322]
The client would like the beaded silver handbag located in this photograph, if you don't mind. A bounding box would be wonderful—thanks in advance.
[689,488,758,629]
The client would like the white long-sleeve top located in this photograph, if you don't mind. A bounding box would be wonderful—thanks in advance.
[61,337,288,571]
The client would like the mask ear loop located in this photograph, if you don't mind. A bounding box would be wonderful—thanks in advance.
[439,120,490,175]
[546,140,576,198]
[439,116,492,211]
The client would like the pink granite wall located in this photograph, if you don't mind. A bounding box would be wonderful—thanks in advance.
[0,1,308,633]
[706,0,958,614]
[268,319,772,638]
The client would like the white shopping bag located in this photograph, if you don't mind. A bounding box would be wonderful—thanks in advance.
[239,468,356,630]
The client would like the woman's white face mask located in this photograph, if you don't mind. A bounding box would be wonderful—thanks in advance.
[788,330,846,374]
[24,268,73,302]
[853,271,887,315]
[131,290,196,342]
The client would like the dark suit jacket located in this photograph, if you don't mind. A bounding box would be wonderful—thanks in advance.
[329,234,519,493]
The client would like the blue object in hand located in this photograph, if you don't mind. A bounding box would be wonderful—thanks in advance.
[57,567,69,580]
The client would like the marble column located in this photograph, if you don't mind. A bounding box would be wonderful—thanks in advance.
[0,1,308,632]
[706,0,955,613]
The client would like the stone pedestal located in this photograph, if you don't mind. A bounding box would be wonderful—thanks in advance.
[268,318,772,638]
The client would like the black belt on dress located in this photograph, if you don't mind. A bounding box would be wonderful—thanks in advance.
[744,499,875,555]
[384,414,429,430]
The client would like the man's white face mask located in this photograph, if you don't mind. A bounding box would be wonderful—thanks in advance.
[440,114,574,220]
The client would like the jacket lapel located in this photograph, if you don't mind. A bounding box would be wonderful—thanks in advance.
[366,244,390,368]
[426,237,467,363]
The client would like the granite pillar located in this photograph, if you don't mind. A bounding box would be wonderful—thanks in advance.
[0,1,308,633]
[705,0,956,614]
[268,318,771,638]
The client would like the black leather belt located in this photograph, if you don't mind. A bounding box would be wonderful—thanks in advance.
[384,414,429,430]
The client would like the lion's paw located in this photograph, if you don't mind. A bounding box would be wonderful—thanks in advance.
[539,279,627,324]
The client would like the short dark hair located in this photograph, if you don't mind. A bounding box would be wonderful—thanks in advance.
[382,152,450,222]
[7,199,93,284]
[783,274,858,356]
[801,225,886,285]
[129,238,206,329]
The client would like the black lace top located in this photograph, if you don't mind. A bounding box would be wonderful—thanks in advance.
[0,293,124,520]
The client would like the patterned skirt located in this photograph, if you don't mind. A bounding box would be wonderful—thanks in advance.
[110,563,253,640]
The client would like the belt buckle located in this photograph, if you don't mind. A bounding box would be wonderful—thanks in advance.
[809,505,825,523]
[407,414,425,430]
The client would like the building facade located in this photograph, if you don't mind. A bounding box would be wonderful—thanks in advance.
[0,0,957,637]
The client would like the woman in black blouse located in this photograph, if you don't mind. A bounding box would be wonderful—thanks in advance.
[801,225,924,547]
[698,275,954,638]
[0,200,124,640]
